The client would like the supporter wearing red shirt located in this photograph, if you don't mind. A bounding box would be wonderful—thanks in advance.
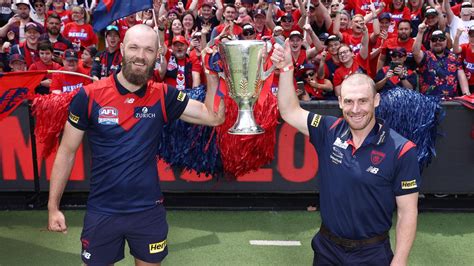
[116,15,142,41]
[253,9,272,40]
[383,0,410,33]
[275,0,302,22]
[213,5,243,38]
[63,6,98,53]
[333,40,370,95]
[47,0,71,28]
[337,15,378,55]
[377,20,416,72]
[9,22,41,68]
[78,45,97,76]
[50,49,91,94]
[345,0,390,16]
[155,36,202,90]
[455,26,474,92]
[277,13,303,39]
[28,41,61,94]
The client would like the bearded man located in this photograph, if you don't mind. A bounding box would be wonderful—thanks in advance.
[47,24,225,266]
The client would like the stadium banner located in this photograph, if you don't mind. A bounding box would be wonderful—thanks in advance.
[0,101,473,193]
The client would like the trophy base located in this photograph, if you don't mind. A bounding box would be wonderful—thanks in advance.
[228,107,265,135]
[228,126,265,135]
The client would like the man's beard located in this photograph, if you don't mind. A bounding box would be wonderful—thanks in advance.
[398,33,408,41]
[121,52,155,86]
[48,27,59,35]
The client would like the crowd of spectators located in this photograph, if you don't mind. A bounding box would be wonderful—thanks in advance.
[0,0,472,99]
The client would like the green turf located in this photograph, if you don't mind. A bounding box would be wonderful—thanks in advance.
[1,210,473,265]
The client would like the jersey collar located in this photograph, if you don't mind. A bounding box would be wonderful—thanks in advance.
[340,118,388,147]
[114,73,147,98]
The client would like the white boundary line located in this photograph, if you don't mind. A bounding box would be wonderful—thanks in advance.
[249,240,301,246]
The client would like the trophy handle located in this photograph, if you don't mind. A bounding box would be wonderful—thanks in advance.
[262,65,275,81]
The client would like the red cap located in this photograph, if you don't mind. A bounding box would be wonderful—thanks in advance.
[172,35,189,46]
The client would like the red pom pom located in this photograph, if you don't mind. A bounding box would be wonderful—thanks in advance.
[31,91,78,158]
[217,93,279,178]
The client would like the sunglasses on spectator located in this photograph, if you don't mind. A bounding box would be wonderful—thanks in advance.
[331,4,339,7]
[243,30,255,36]
[281,18,292,22]
[106,25,119,32]
[431,37,446,42]
[192,33,202,39]
[303,71,315,78]
[391,52,406,58]
[34,3,44,7]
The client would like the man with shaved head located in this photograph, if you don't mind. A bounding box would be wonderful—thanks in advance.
[271,41,420,265]
[47,24,225,266]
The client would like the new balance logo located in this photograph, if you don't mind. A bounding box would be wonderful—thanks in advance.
[366,166,379,174]
[124,98,135,104]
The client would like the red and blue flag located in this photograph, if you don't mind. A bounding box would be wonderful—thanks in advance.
[92,0,153,32]
[0,71,46,121]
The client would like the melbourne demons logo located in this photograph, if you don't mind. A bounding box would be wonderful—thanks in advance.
[0,87,28,119]
[98,107,119,125]
[371,150,386,165]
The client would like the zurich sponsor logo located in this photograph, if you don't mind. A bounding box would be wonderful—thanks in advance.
[98,107,119,125]
[135,106,156,119]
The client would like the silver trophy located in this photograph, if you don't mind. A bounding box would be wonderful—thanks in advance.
[218,40,273,135]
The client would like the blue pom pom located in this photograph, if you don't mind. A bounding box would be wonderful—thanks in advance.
[376,87,444,171]
[158,86,223,176]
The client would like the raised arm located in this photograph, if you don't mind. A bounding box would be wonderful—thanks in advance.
[48,122,85,233]
[215,0,224,22]
[303,24,324,57]
[271,40,310,136]
[189,0,199,17]
[442,0,454,26]
[413,21,427,65]
[266,2,276,30]
[359,23,369,60]
[452,27,463,54]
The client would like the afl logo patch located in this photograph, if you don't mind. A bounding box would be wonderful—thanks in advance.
[98,107,119,125]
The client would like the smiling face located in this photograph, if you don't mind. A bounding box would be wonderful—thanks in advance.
[171,19,183,35]
[71,6,85,22]
[172,41,188,59]
[39,49,53,64]
[289,35,302,52]
[121,25,158,86]
[337,45,353,64]
[339,75,379,132]
[25,29,40,45]
[182,14,194,30]
[106,30,120,50]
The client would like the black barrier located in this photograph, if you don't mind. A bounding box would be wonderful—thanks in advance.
[0,101,472,193]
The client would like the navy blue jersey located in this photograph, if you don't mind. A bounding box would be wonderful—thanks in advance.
[68,74,189,215]
[307,113,421,240]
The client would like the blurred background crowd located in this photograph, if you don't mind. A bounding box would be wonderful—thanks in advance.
[0,0,472,99]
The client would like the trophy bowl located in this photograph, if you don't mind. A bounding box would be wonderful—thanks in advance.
[218,40,272,135]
